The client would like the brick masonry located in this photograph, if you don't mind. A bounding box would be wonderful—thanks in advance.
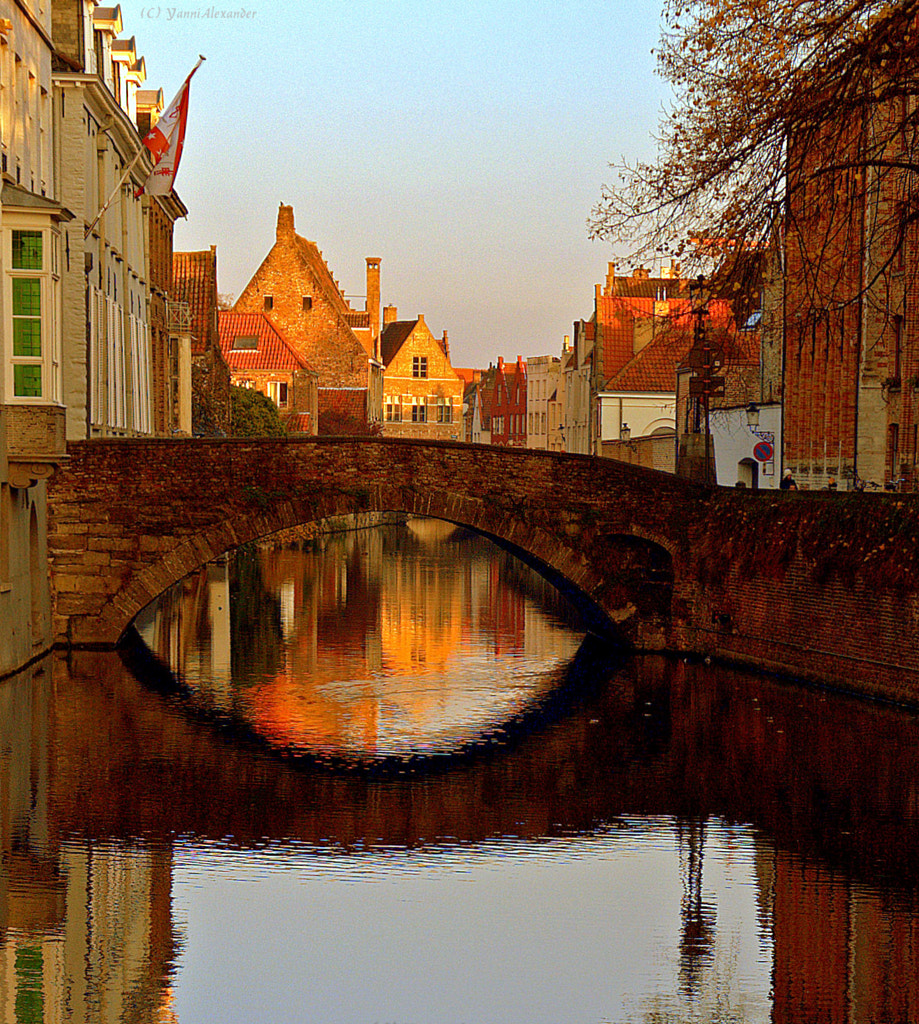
[46,438,919,704]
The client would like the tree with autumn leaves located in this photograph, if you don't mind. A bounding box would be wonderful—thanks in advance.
[590,0,919,297]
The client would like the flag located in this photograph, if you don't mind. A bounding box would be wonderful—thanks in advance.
[139,55,205,196]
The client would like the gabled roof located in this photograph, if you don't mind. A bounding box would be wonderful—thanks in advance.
[218,312,315,374]
[173,249,217,355]
[379,320,418,366]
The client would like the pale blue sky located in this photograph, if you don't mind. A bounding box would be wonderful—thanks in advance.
[119,0,670,367]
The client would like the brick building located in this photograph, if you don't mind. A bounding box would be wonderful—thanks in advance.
[233,205,383,430]
[172,248,231,436]
[783,98,919,491]
[378,309,463,440]
[218,311,319,434]
[489,356,527,447]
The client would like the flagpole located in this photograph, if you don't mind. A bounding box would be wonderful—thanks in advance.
[84,146,148,240]
[83,55,205,239]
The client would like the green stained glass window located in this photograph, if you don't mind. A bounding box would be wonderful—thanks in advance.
[12,279,41,357]
[14,365,42,397]
[12,231,42,270]
[12,278,40,316]
[13,318,41,357]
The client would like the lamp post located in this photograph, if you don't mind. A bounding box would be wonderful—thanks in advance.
[688,276,719,486]
[745,402,760,429]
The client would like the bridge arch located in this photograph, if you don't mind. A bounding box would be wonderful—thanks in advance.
[115,491,676,649]
[47,438,699,649]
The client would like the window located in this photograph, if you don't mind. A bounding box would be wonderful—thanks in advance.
[10,230,44,398]
[412,403,426,422]
[263,295,273,311]
[268,381,288,407]
[436,399,452,423]
[894,315,904,380]
[888,423,901,481]
[233,335,258,350]
[385,401,402,422]
[412,356,428,378]
[302,296,312,311]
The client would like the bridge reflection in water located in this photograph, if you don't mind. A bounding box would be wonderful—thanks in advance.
[1,520,918,1022]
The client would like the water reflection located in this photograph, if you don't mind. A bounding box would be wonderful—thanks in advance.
[134,518,586,762]
[0,520,918,1022]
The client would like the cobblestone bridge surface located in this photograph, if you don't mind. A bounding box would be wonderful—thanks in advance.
[47,437,919,703]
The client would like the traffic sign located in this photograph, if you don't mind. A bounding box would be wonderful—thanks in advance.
[753,440,774,462]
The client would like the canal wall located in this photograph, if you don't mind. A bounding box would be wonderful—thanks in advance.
[680,489,919,705]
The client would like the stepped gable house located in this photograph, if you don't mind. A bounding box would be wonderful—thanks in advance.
[172,247,231,435]
[378,308,464,439]
[233,204,383,429]
[217,311,319,434]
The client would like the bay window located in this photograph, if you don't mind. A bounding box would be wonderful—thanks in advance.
[5,223,59,404]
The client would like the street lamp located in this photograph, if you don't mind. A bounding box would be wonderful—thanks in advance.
[620,423,631,442]
[745,402,760,429]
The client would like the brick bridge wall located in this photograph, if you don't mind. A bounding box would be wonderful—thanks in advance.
[46,438,919,704]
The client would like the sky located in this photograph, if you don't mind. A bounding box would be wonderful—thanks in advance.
[118,0,671,369]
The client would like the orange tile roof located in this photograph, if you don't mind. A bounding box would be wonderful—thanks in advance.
[285,412,314,434]
[318,387,367,420]
[606,300,752,393]
[218,312,315,373]
[173,249,217,356]
[606,326,690,393]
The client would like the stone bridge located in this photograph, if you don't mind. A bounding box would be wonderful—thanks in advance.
[46,437,919,703]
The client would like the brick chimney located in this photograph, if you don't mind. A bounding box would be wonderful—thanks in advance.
[383,304,398,325]
[365,257,381,357]
[277,204,295,243]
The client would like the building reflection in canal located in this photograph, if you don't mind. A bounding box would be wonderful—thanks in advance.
[0,517,917,1022]
[134,517,584,760]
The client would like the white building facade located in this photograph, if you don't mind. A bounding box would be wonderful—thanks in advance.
[0,1,70,673]
[526,353,564,452]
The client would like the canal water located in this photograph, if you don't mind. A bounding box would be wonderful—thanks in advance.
[2,517,919,1023]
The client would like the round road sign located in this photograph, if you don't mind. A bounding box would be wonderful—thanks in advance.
[753,440,774,462]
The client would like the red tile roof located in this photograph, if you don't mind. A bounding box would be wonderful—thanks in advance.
[285,412,315,434]
[607,326,690,393]
[218,312,314,373]
[173,248,217,356]
[606,300,755,393]
[453,367,480,385]
[318,387,367,420]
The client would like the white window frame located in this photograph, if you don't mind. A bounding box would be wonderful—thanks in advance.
[4,219,61,404]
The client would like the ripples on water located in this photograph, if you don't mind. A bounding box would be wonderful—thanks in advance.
[1,518,918,1023]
